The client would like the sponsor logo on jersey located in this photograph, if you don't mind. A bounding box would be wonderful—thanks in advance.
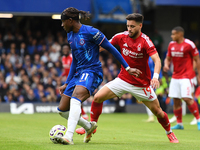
[171,51,184,57]
[122,48,143,58]
[123,48,130,56]
[137,43,141,51]
[123,43,128,47]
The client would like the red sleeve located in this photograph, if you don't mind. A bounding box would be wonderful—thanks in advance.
[167,43,172,57]
[143,37,157,56]
[192,46,199,57]
[109,33,121,46]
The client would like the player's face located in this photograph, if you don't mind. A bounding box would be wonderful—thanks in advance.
[127,20,142,39]
[62,45,70,56]
[61,19,73,33]
[171,30,178,41]
[171,30,182,42]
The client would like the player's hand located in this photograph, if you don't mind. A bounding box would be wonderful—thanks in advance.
[163,65,169,72]
[150,78,160,89]
[127,68,142,78]
[59,84,67,95]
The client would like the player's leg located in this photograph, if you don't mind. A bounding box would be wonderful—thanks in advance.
[182,100,187,116]
[57,72,100,144]
[56,86,92,144]
[76,73,104,136]
[181,78,200,130]
[169,100,186,124]
[91,78,125,123]
[81,104,88,120]
[58,96,92,132]
[76,78,124,135]
[167,78,184,129]
[75,105,89,135]
[190,117,197,125]
[169,115,177,123]
[183,97,200,130]
[91,85,117,120]
[145,105,155,122]
[79,71,103,143]
[190,77,198,125]
[143,100,171,132]
[143,99,179,143]
[76,85,118,135]
[171,98,184,129]
[131,85,178,143]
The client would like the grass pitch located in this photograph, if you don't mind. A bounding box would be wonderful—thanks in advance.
[0,113,200,150]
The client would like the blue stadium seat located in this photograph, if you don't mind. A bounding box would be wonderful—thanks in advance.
[92,0,140,23]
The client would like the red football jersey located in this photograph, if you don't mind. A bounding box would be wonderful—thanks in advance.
[110,31,157,87]
[167,39,199,79]
[61,54,72,77]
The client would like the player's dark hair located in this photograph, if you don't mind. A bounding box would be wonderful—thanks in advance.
[126,13,144,23]
[61,7,90,21]
[61,43,70,49]
[172,26,184,33]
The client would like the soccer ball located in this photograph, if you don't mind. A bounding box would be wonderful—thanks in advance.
[49,125,67,144]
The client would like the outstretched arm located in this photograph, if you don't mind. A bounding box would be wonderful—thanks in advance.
[100,38,142,77]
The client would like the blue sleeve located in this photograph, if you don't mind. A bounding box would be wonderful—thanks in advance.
[100,37,129,69]
[65,57,77,85]
[87,26,105,45]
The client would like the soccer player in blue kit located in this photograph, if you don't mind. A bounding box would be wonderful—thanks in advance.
[54,7,142,145]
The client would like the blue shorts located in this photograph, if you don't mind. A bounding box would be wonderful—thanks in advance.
[63,70,103,97]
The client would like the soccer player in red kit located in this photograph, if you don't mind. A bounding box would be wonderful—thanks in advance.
[76,13,179,143]
[61,43,88,120]
[61,43,72,77]
[164,26,200,130]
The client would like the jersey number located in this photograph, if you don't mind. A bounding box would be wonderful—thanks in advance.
[142,87,152,96]
[80,73,89,81]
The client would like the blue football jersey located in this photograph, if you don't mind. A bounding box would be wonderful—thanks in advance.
[67,25,105,72]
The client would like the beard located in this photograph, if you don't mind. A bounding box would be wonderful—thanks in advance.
[129,30,139,39]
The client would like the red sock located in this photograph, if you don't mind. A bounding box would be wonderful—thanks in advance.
[188,101,200,119]
[157,111,171,132]
[174,107,182,123]
[90,101,103,122]
[81,105,86,115]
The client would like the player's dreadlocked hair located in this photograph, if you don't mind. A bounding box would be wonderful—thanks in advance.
[126,13,144,23]
[61,7,90,21]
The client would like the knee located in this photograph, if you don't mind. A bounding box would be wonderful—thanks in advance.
[183,98,193,106]
[93,95,101,103]
[152,108,164,118]
[173,99,182,106]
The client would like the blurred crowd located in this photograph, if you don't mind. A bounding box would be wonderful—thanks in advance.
[0,29,131,104]
[0,27,200,108]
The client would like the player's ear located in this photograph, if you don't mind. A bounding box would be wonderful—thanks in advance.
[68,18,73,24]
[139,23,143,28]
